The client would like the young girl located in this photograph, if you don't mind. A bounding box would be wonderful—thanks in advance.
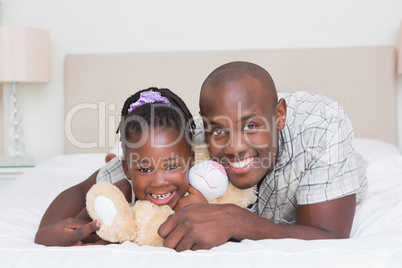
[35,87,207,246]
[97,88,209,213]
[97,87,205,211]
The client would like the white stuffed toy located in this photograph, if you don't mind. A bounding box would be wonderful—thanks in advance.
[86,141,256,246]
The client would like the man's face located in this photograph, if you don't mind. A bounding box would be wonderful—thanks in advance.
[200,75,286,189]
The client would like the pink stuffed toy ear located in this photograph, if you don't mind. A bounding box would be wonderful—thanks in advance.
[189,160,229,198]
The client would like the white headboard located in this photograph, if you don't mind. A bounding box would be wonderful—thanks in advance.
[64,47,397,154]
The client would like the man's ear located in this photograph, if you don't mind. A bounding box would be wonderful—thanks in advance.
[275,98,287,130]
[121,158,132,181]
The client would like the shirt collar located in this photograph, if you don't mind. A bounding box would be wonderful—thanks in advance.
[274,124,293,171]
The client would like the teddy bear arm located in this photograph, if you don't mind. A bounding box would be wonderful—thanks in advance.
[133,200,175,246]
[216,182,257,208]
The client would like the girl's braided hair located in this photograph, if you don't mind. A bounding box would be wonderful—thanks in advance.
[119,87,195,151]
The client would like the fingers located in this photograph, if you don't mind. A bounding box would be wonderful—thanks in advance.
[158,213,196,251]
[35,219,103,247]
[186,186,208,204]
[73,220,101,242]
[82,239,110,246]
[162,225,186,250]
[159,213,191,250]
[160,204,230,251]
[186,185,201,194]
[161,225,208,252]
[174,237,196,252]
[158,214,177,239]
[93,239,110,245]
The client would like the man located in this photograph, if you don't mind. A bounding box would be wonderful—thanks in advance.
[158,61,367,251]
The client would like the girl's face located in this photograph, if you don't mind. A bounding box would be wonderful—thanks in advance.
[122,127,192,209]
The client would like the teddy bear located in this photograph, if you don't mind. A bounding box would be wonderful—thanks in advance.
[86,138,257,247]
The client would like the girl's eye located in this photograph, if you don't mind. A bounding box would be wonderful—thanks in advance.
[139,167,152,173]
[212,129,225,136]
[244,123,257,130]
[166,164,178,171]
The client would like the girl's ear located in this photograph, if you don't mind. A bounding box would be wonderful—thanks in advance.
[190,151,195,168]
[275,98,287,130]
[121,159,132,181]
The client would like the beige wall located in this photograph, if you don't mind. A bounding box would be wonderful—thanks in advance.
[2,0,402,163]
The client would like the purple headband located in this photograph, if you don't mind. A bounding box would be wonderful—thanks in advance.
[128,90,171,113]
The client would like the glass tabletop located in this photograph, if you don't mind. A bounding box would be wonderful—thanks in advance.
[0,156,35,168]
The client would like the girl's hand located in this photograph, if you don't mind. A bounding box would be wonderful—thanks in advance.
[174,185,208,211]
[35,218,108,246]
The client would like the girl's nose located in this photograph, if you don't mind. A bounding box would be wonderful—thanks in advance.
[150,170,169,187]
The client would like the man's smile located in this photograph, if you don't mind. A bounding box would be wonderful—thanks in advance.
[228,157,254,174]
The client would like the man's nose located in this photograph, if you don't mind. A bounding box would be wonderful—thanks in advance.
[223,132,248,155]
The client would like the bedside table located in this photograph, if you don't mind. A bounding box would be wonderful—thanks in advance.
[0,156,35,188]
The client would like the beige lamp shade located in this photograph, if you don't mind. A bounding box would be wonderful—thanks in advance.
[0,26,50,83]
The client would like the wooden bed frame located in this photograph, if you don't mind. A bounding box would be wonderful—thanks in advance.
[63,47,398,154]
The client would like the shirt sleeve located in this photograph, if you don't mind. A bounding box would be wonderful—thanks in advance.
[296,102,366,205]
[96,157,126,184]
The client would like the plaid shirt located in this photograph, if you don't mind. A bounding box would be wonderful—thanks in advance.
[96,156,136,203]
[257,92,368,224]
[97,156,125,184]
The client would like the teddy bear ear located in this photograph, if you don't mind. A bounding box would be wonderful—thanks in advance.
[94,196,117,226]
[86,182,137,243]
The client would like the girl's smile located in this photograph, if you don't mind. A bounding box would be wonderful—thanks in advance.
[122,127,192,209]
[148,191,176,205]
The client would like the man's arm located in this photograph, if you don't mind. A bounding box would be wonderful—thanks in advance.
[158,194,356,251]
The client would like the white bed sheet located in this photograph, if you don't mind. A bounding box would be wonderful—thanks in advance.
[1,139,402,267]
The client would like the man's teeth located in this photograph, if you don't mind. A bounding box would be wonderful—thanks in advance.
[151,192,172,199]
[230,158,253,169]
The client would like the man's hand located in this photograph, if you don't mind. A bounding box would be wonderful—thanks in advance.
[35,218,107,246]
[159,203,241,251]
[173,186,208,211]
[158,193,357,252]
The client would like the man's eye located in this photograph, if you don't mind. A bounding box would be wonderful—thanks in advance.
[166,164,179,171]
[139,167,151,173]
[244,123,257,130]
[212,129,225,136]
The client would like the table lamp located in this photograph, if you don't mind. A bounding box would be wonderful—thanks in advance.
[0,26,50,165]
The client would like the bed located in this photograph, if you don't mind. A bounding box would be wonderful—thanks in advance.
[1,47,402,267]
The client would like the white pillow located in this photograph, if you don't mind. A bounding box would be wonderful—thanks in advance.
[353,138,401,163]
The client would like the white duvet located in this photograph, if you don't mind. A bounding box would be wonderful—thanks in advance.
[1,139,402,267]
